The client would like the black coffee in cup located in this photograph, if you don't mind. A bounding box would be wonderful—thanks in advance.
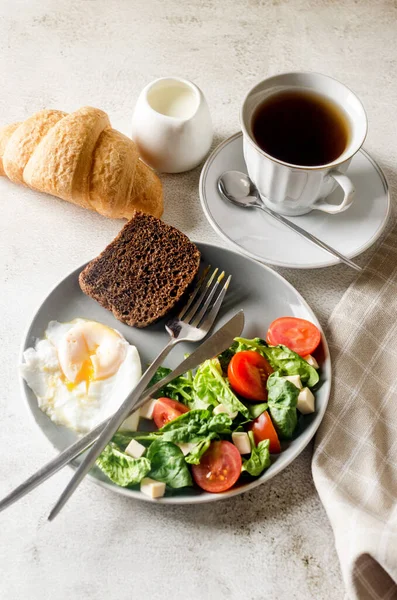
[251,90,351,167]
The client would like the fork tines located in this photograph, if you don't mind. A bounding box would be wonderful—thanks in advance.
[179,266,232,328]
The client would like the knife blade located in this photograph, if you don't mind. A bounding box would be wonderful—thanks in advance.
[0,310,244,514]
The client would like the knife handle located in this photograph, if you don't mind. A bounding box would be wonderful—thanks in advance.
[0,369,172,513]
[2,310,244,513]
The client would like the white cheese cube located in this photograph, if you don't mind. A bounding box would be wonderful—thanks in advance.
[232,432,251,455]
[125,439,146,459]
[120,409,140,431]
[297,387,315,414]
[303,354,319,369]
[213,404,238,419]
[283,375,302,389]
[140,477,166,499]
[177,442,197,456]
[140,399,157,420]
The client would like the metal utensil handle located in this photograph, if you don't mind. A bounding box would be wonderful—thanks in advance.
[0,381,155,514]
[48,339,176,520]
[0,354,177,514]
[0,311,244,514]
[259,204,362,272]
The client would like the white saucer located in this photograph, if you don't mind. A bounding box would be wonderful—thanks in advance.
[199,132,390,269]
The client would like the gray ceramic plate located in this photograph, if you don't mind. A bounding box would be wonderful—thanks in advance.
[20,242,331,504]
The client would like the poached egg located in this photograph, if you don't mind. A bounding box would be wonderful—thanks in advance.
[20,319,141,433]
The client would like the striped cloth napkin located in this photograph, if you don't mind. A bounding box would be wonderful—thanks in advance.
[312,222,397,600]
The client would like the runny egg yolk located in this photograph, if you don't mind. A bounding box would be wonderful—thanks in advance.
[63,357,95,391]
[57,321,127,389]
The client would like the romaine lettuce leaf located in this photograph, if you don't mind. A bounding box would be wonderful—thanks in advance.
[234,337,319,388]
[267,373,299,439]
[96,444,150,487]
[233,337,267,354]
[146,440,192,488]
[193,358,250,418]
[192,359,223,409]
[242,432,271,476]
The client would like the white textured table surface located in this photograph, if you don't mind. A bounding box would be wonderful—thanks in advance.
[1,1,396,599]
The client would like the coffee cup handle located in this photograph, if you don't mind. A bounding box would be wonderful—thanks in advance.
[314,170,355,214]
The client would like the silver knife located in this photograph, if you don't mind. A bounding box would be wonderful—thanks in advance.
[0,310,244,514]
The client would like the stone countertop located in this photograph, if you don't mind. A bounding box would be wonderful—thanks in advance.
[0,1,396,598]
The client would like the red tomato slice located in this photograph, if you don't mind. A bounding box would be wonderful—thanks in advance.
[153,397,189,429]
[248,411,281,454]
[266,317,321,357]
[228,351,273,401]
[191,440,242,493]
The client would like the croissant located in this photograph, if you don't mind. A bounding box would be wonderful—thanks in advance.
[0,106,163,219]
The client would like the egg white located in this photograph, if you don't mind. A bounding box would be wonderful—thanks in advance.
[20,319,142,433]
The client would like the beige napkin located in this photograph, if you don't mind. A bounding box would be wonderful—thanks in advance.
[312,222,397,600]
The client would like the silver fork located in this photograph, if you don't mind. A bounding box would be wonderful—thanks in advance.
[48,267,231,520]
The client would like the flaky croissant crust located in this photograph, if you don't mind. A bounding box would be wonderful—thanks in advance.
[0,106,163,219]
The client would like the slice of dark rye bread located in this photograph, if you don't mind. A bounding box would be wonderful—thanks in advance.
[79,211,201,328]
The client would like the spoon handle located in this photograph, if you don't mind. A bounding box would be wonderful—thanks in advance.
[257,204,363,272]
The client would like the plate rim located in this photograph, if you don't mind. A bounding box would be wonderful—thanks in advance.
[199,131,391,270]
[19,241,332,505]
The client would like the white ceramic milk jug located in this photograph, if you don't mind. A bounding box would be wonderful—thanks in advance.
[131,77,213,173]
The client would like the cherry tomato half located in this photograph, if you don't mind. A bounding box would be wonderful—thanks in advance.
[153,397,189,429]
[266,317,321,357]
[228,351,273,401]
[248,411,281,454]
[191,440,242,493]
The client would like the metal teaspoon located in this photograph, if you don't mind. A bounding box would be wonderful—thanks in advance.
[217,170,362,272]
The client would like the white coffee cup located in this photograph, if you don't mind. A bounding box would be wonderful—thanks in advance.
[240,72,367,216]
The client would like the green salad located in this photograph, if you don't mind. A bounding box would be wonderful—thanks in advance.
[95,320,321,498]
